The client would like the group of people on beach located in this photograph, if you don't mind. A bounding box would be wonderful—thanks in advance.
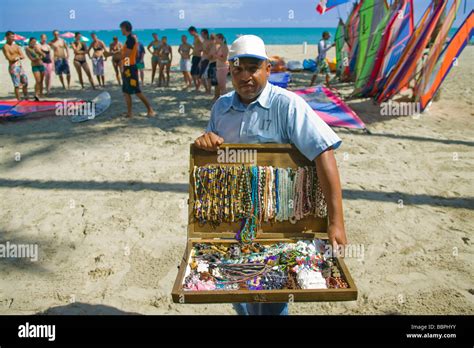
[2,24,229,103]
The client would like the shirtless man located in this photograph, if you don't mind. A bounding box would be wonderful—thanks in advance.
[109,36,123,85]
[200,29,212,93]
[89,33,107,87]
[2,31,28,100]
[49,30,71,89]
[188,26,203,91]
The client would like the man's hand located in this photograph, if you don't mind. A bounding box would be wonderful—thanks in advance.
[327,223,347,251]
[194,132,224,151]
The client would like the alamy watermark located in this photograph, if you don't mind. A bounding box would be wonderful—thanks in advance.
[324,243,365,261]
[217,147,257,165]
[0,241,38,262]
[380,100,421,117]
[55,100,96,119]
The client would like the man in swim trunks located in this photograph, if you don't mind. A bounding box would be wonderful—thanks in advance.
[188,26,203,91]
[120,21,155,118]
[89,32,107,87]
[2,31,28,100]
[109,36,123,86]
[50,30,71,89]
[199,29,212,93]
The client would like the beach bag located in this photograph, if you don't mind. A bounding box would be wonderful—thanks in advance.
[303,59,317,72]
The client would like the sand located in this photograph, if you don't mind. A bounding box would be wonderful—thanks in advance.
[0,44,473,315]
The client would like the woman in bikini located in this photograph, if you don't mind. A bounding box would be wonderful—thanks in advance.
[71,32,95,89]
[25,37,45,100]
[109,36,122,86]
[214,33,229,100]
[89,33,106,87]
[158,36,172,87]
[39,34,53,95]
[147,33,161,85]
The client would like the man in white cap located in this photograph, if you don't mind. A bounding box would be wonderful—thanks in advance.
[194,35,347,315]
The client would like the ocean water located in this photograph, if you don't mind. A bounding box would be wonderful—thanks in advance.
[10,27,343,46]
[10,26,462,47]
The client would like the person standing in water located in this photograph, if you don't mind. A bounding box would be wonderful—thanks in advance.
[71,32,95,89]
[25,37,45,100]
[147,33,161,85]
[109,36,123,86]
[89,33,107,87]
[39,34,53,94]
[178,34,193,89]
[49,30,71,89]
[158,36,172,87]
[2,31,28,100]
[120,20,155,118]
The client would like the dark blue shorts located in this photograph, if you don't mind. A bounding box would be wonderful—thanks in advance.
[54,58,70,75]
[122,65,141,95]
[208,62,218,86]
[199,59,209,78]
[191,56,201,76]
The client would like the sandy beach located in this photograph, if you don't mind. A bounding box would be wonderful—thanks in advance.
[0,44,473,315]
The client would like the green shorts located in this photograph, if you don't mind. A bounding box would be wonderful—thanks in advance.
[316,59,330,75]
[136,62,145,70]
[32,65,45,73]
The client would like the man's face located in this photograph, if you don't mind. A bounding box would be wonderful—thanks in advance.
[53,31,59,39]
[230,57,270,102]
[181,35,187,44]
[6,33,14,43]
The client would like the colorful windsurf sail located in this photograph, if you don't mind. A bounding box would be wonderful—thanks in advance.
[368,0,414,96]
[317,0,352,14]
[0,100,59,118]
[293,86,366,130]
[335,19,347,76]
[353,0,389,94]
[347,1,363,79]
[418,10,474,111]
[376,0,446,103]
[415,0,460,102]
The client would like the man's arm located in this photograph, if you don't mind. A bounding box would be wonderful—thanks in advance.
[315,148,347,249]
[2,46,13,63]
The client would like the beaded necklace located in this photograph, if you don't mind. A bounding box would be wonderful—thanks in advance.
[192,165,328,242]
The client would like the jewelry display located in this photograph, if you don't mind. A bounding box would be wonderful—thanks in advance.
[183,240,349,291]
[193,165,328,243]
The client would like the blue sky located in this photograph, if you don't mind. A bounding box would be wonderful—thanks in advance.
[0,0,472,31]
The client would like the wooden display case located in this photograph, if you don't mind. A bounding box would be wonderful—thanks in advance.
[172,144,357,303]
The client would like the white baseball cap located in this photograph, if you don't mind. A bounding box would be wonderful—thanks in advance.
[228,35,269,61]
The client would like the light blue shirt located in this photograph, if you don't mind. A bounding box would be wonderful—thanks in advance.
[206,82,341,161]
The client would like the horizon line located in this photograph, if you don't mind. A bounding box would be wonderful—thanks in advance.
[4,26,340,33]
